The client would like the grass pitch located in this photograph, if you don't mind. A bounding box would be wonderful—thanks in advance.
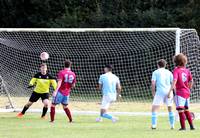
[0,113,200,138]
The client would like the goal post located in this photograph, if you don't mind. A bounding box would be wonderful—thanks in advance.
[0,28,199,113]
[175,28,181,55]
[0,75,15,110]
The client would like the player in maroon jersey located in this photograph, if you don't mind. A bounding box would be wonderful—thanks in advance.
[50,60,76,123]
[168,53,194,130]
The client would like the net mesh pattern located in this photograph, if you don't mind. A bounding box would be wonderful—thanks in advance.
[0,29,199,109]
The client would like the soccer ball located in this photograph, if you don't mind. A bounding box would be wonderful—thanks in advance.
[40,52,49,61]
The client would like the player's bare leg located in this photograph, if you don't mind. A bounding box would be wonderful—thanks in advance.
[50,104,56,122]
[167,106,175,129]
[151,105,160,129]
[62,104,72,123]
[41,99,49,119]
[96,109,104,122]
[17,101,33,118]
[100,109,107,117]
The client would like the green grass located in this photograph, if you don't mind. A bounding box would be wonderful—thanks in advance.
[0,113,200,138]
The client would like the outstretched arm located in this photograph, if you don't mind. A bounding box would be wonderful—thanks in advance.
[52,79,62,97]
[28,78,36,88]
[51,79,57,90]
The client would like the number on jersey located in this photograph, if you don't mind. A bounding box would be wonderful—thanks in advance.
[64,74,74,83]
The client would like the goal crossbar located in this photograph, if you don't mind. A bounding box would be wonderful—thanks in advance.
[0,28,183,32]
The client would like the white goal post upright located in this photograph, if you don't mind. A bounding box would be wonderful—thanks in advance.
[0,28,199,114]
[175,28,181,55]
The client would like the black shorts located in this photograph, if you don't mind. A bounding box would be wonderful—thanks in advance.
[29,92,49,102]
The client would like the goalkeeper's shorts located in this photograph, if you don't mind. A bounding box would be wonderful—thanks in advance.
[29,92,49,102]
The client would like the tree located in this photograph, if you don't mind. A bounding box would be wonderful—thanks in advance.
[0,0,199,34]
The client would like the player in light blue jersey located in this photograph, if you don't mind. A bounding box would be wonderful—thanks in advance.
[96,64,121,123]
[151,59,175,129]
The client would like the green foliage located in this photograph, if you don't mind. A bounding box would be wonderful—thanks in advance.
[0,0,199,33]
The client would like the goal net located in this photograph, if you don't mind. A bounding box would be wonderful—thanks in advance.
[0,28,199,113]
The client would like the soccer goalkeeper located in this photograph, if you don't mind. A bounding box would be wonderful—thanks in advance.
[17,63,57,118]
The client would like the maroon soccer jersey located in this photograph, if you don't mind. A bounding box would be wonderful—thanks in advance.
[57,69,76,96]
[173,67,193,98]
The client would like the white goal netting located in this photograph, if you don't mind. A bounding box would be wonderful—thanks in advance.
[0,28,199,112]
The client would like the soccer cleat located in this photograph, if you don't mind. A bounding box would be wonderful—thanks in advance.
[151,127,156,130]
[111,117,119,123]
[170,126,175,130]
[151,125,156,130]
[41,116,47,120]
[69,120,74,123]
[17,112,24,118]
[179,128,186,131]
[190,126,195,130]
[49,121,54,123]
[96,117,103,122]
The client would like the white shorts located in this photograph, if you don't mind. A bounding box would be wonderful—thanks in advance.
[152,94,173,106]
[101,93,117,109]
[174,95,190,110]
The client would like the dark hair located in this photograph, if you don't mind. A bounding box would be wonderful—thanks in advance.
[105,64,113,71]
[65,59,72,68]
[174,53,187,66]
[157,59,167,68]
[40,63,47,68]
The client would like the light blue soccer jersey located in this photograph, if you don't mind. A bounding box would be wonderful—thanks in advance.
[98,72,120,95]
[152,68,173,96]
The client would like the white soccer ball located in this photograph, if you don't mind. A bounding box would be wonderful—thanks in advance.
[40,52,49,61]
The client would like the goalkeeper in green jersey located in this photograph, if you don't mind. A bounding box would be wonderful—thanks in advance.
[17,63,57,119]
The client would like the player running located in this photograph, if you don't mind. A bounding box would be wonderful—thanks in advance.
[168,53,195,131]
[96,64,121,123]
[50,60,76,123]
[151,59,175,129]
[17,63,57,118]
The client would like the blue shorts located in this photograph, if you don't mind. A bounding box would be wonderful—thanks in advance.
[175,95,190,110]
[52,91,69,105]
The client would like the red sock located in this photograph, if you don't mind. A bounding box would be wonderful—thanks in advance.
[64,108,72,122]
[50,106,55,122]
[179,112,186,129]
[184,110,193,127]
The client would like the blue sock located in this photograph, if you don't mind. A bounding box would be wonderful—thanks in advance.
[101,113,113,120]
[169,112,175,128]
[152,112,157,127]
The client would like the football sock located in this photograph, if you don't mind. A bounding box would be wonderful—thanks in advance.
[151,112,157,128]
[184,110,194,128]
[168,112,175,128]
[101,113,113,120]
[178,112,186,129]
[21,105,29,114]
[50,106,55,122]
[41,107,48,117]
[64,108,72,122]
